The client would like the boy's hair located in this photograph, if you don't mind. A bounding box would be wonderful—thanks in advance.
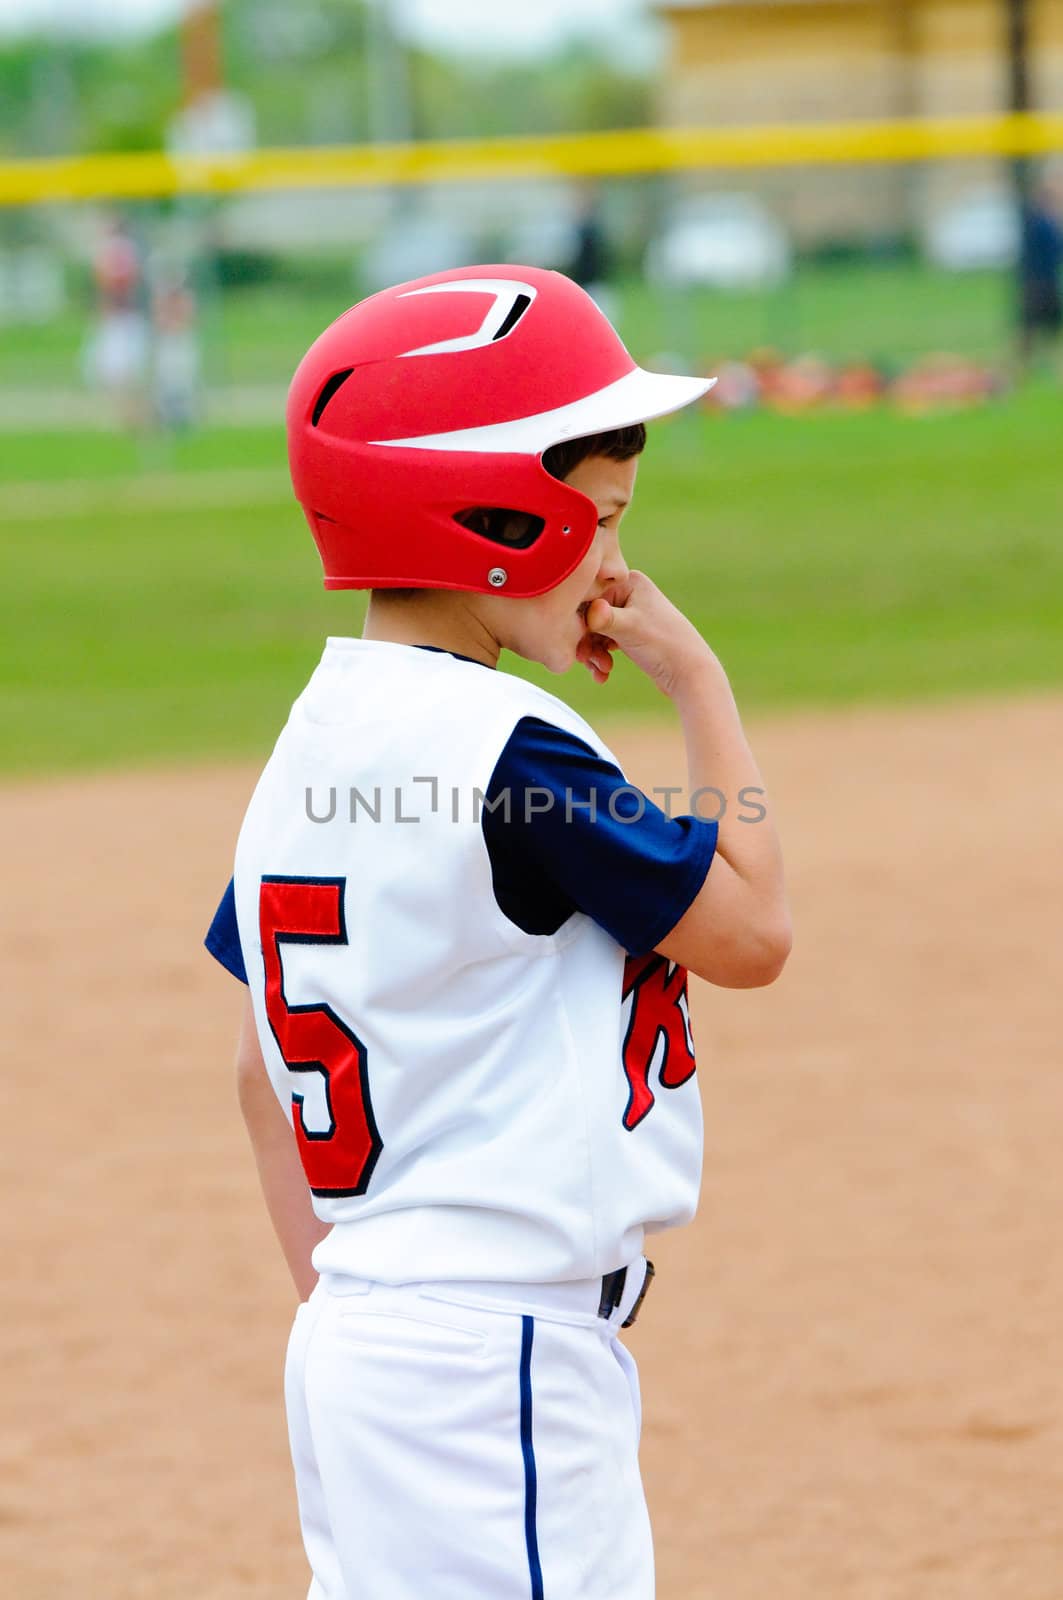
[379,424,646,599]
[540,422,646,484]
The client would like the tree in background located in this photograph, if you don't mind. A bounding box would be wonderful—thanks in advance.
[0,0,651,158]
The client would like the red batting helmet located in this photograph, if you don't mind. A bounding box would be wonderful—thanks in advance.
[286,264,714,597]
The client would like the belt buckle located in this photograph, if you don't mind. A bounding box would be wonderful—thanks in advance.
[621,1259,655,1329]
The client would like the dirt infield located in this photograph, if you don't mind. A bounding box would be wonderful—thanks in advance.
[3,693,1060,1599]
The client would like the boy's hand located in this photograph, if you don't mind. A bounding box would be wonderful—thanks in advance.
[576,571,713,698]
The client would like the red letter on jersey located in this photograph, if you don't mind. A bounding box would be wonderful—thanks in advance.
[620,953,697,1131]
[259,876,382,1197]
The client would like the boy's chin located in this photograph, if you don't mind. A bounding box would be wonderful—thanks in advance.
[543,640,582,675]
[513,633,578,675]
[505,624,581,676]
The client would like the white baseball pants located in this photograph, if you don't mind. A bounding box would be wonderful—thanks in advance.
[284,1271,655,1599]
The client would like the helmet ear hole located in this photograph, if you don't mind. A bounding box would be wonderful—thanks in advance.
[312,368,355,427]
[453,507,545,550]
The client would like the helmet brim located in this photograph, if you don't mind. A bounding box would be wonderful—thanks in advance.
[371,367,716,457]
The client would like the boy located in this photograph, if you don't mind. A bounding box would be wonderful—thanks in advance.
[205,265,790,1599]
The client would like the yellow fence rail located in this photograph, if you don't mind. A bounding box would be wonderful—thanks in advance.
[3,113,1063,207]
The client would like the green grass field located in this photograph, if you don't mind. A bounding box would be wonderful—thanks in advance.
[3,381,1061,777]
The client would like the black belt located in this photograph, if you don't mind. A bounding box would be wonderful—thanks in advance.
[597,1259,655,1328]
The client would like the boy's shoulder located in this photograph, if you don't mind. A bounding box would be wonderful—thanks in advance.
[301,637,619,766]
[453,656,621,772]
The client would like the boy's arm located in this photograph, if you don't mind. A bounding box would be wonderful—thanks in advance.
[582,572,791,989]
[657,657,790,987]
[235,992,329,1301]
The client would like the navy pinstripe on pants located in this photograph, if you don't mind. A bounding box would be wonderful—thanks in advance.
[519,1316,544,1599]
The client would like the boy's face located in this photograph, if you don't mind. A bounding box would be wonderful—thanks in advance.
[482,452,638,674]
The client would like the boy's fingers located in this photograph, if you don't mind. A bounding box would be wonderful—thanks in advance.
[584,598,611,633]
[585,597,627,636]
[576,628,614,683]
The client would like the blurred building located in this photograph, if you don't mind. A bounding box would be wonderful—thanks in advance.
[655,0,1063,243]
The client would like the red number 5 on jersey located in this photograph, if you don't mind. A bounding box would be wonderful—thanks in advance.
[259,876,382,1198]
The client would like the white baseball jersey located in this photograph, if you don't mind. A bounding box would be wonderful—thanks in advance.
[229,637,707,1285]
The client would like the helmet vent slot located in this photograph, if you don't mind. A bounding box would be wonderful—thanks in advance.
[454,506,545,550]
[491,293,532,342]
[312,367,355,427]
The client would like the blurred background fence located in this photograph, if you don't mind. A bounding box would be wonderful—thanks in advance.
[2,0,1063,425]
[2,117,1062,417]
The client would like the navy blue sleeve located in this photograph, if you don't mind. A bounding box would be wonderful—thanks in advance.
[204,877,249,984]
[482,716,717,956]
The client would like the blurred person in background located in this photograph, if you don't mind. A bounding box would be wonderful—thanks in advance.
[151,267,201,432]
[82,214,150,430]
[568,184,616,323]
[1017,171,1063,377]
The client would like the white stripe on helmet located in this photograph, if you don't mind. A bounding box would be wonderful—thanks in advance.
[397,278,539,358]
[371,367,716,455]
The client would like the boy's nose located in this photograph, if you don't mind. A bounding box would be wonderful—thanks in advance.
[598,536,629,588]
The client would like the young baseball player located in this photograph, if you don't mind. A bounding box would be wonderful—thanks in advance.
[205,265,789,1600]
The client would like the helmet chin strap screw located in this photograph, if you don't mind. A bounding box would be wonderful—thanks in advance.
[487,567,508,588]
